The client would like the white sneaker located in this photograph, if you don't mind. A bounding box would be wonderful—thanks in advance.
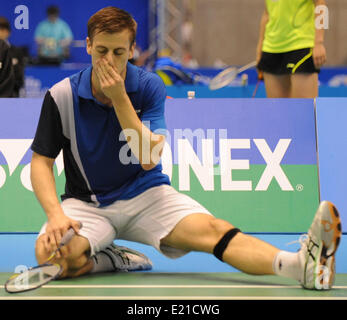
[100,244,153,272]
[299,201,342,290]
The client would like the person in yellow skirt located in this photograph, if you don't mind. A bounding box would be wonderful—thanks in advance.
[256,0,327,98]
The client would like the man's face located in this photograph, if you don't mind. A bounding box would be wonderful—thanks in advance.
[0,28,10,41]
[86,29,135,80]
[48,14,58,22]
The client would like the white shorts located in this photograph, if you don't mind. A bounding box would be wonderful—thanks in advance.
[38,185,212,258]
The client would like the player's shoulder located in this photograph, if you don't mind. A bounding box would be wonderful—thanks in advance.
[50,67,84,96]
[48,70,81,110]
[49,76,73,98]
[138,66,164,83]
[137,66,166,95]
[43,78,72,118]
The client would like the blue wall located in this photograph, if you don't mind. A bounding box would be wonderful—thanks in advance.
[2,0,149,62]
[316,98,347,231]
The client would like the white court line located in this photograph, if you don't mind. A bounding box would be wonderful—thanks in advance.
[19,284,305,289]
[1,296,347,300]
[17,284,347,289]
[1,284,347,289]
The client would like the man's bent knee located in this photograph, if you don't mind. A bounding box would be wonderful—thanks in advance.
[208,218,235,236]
[35,235,51,264]
[213,227,241,262]
[208,218,242,262]
[35,234,91,279]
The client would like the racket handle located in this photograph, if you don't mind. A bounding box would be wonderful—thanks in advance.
[258,70,264,81]
[238,61,257,73]
[60,222,82,246]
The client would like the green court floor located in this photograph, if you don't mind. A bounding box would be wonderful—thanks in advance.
[1,272,347,300]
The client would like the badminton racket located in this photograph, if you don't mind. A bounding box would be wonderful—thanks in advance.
[5,222,82,293]
[209,60,257,90]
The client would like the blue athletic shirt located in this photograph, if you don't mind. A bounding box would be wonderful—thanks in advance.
[31,62,171,207]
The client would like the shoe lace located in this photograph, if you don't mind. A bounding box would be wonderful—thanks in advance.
[286,234,309,249]
[113,247,131,266]
[106,246,131,271]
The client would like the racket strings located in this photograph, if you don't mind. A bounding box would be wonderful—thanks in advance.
[209,61,257,90]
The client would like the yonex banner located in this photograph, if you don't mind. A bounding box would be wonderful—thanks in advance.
[163,99,319,232]
[0,98,319,232]
[0,99,49,232]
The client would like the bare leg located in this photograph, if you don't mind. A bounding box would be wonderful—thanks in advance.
[222,232,279,275]
[161,214,279,275]
[290,73,318,98]
[263,72,291,98]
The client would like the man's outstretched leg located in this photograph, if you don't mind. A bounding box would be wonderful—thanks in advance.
[161,201,342,290]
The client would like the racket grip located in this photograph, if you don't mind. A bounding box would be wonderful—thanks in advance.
[258,70,264,81]
[60,222,82,246]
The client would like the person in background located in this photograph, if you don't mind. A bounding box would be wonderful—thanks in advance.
[256,0,327,98]
[0,39,15,97]
[0,17,25,97]
[34,5,73,65]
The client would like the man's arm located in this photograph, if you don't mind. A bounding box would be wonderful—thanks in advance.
[113,100,165,171]
[31,152,64,223]
[31,152,80,256]
[95,58,165,171]
[31,90,81,255]
[313,0,327,68]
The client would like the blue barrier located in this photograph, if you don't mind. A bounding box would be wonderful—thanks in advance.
[316,98,347,232]
[166,84,347,98]
[0,98,319,233]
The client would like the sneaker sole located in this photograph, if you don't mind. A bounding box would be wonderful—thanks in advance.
[311,201,342,290]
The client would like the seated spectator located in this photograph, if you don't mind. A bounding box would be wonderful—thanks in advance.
[34,5,73,65]
[0,39,15,97]
[0,17,26,97]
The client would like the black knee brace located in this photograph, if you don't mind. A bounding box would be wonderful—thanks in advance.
[213,228,241,262]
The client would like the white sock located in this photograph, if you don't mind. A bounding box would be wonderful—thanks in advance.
[273,251,303,281]
[90,252,115,273]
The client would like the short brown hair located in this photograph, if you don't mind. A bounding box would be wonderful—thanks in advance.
[87,7,137,46]
[47,5,59,17]
[0,17,10,31]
